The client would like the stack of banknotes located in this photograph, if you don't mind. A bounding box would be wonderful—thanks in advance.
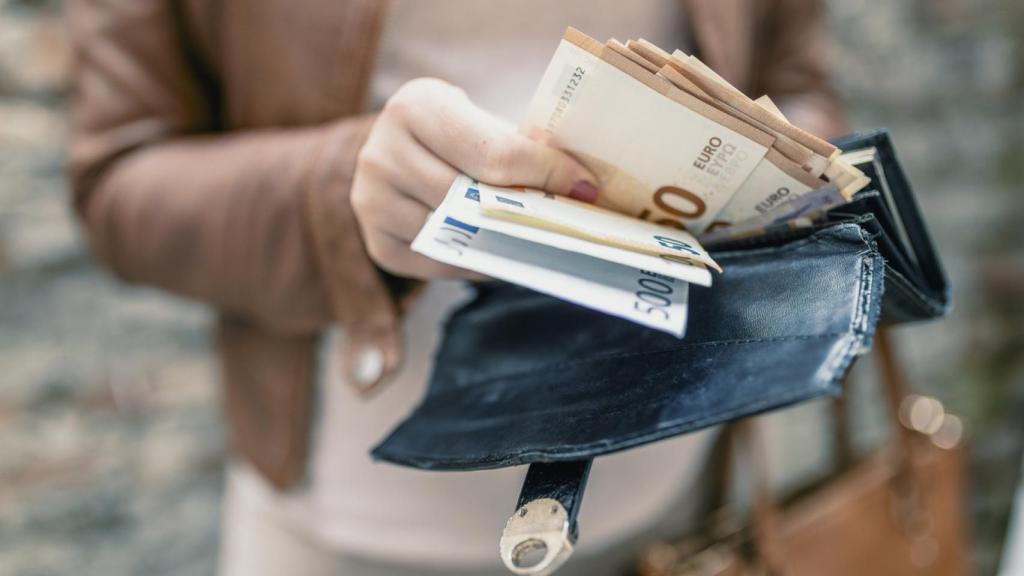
[413,28,869,337]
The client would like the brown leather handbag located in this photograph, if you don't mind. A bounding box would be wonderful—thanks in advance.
[638,328,972,576]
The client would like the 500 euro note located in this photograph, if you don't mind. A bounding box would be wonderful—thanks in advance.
[412,176,693,337]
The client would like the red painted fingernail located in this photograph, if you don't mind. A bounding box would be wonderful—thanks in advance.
[569,180,599,203]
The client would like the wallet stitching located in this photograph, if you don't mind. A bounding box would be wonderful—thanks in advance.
[851,250,877,334]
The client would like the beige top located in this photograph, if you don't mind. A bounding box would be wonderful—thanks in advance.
[238,0,714,567]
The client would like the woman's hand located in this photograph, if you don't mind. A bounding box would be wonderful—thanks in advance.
[351,78,599,279]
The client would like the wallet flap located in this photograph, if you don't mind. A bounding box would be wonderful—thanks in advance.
[372,224,885,470]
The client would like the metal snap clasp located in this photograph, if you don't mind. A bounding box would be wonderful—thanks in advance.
[499,498,575,575]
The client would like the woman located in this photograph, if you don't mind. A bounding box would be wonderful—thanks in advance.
[69,1,845,574]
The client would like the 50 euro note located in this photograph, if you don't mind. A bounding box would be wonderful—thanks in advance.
[596,40,842,230]
[412,175,693,337]
[625,39,826,175]
[622,37,868,201]
[595,42,845,233]
[519,28,859,251]
[521,27,774,235]
[662,47,870,198]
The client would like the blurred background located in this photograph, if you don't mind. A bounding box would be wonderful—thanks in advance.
[0,0,1021,574]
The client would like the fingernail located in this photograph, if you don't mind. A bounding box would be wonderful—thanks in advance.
[569,180,599,203]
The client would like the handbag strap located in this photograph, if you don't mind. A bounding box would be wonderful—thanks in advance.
[825,327,911,471]
[731,326,916,574]
[733,419,788,574]
[672,327,918,576]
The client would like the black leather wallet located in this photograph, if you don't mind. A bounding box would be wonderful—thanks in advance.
[373,129,948,469]
[370,130,950,572]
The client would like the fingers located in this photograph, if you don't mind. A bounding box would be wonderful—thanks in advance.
[392,79,599,202]
[354,130,454,238]
[358,191,431,242]
[352,180,455,278]
[352,134,485,281]
[357,194,489,281]
[353,78,598,282]
[378,129,459,209]
[352,161,430,257]
[473,130,599,202]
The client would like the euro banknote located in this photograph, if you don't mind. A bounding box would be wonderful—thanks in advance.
[520,28,773,234]
[412,176,692,336]
[697,184,848,245]
[512,28,867,251]
[476,186,720,273]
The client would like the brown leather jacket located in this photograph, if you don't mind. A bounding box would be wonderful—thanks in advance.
[68,0,846,490]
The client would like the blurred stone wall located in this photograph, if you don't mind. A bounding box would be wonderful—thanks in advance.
[827,1,1024,572]
[0,0,1021,575]
[0,1,223,575]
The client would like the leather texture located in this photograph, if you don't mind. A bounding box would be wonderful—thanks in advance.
[772,442,970,576]
[637,430,970,576]
[372,223,885,470]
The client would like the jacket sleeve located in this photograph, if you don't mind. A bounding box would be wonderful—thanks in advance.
[68,1,376,334]
[753,0,848,139]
